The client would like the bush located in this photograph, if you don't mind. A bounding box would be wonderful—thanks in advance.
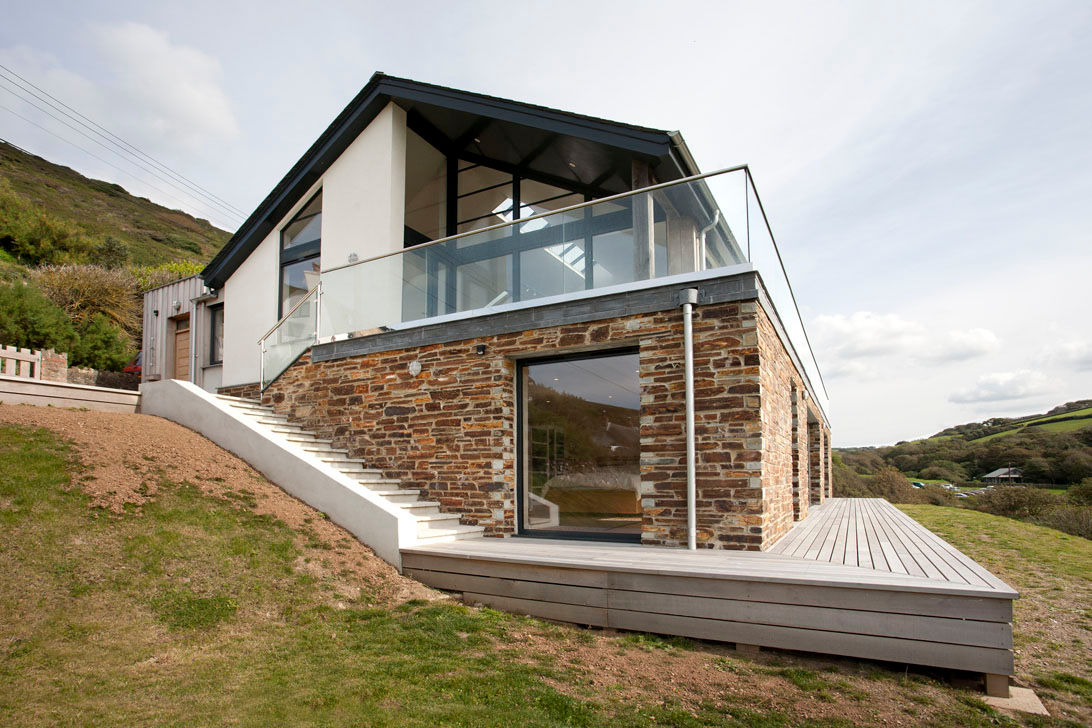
[129,261,204,292]
[90,236,130,269]
[0,281,78,352]
[1069,480,1092,506]
[0,180,95,264]
[32,264,140,335]
[971,486,1064,519]
[69,313,132,371]
[1036,506,1092,540]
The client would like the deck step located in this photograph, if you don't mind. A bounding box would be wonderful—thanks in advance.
[414,524,485,542]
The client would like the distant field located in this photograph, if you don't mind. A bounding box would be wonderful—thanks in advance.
[973,406,1092,442]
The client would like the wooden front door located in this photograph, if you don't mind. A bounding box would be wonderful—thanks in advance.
[173,316,190,380]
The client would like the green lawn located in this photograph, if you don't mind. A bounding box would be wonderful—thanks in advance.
[2,420,1089,727]
[973,407,1092,442]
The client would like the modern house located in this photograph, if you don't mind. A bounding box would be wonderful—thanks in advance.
[982,467,1023,483]
[141,74,1016,696]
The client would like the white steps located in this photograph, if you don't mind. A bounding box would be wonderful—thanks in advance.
[215,395,484,545]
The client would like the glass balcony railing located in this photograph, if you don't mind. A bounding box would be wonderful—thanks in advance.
[259,166,829,417]
[259,285,318,391]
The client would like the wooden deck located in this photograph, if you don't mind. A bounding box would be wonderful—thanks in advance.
[402,498,1017,684]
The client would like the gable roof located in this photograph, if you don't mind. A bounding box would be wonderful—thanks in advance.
[202,73,699,289]
[982,467,1022,479]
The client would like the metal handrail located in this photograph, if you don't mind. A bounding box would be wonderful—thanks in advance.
[256,284,318,344]
[321,163,750,275]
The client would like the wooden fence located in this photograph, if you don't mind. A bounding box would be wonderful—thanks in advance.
[0,346,41,379]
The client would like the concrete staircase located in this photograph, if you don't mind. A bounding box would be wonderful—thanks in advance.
[216,394,484,543]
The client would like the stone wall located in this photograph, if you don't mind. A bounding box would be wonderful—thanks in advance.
[791,385,810,523]
[66,366,139,391]
[266,300,776,548]
[218,382,261,400]
[40,349,68,382]
[263,294,829,551]
[809,422,827,505]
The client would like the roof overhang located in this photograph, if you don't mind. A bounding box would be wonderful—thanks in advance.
[202,73,700,289]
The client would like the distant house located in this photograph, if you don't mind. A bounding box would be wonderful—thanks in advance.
[982,467,1023,483]
[140,276,222,392]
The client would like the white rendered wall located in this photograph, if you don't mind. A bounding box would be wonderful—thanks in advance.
[220,102,408,384]
[319,102,407,337]
[221,225,279,387]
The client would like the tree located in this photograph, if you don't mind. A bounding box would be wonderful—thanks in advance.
[0,281,77,352]
[91,236,130,269]
[1057,451,1092,484]
[31,264,140,336]
[69,313,132,371]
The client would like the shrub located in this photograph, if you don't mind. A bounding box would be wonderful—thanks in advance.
[90,236,130,269]
[69,313,132,371]
[0,281,78,352]
[1069,480,1092,506]
[32,264,140,335]
[129,261,204,292]
[0,180,95,264]
[1036,506,1092,540]
[971,486,1064,519]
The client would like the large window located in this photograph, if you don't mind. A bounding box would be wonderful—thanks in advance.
[280,191,322,316]
[519,350,641,541]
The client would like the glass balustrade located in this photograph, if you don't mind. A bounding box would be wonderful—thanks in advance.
[319,172,750,339]
[260,286,317,390]
[259,166,829,417]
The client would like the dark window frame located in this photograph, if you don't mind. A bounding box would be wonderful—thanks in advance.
[515,346,642,543]
[207,303,224,366]
[279,190,322,318]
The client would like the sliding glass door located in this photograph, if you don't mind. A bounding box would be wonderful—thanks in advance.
[519,350,641,541]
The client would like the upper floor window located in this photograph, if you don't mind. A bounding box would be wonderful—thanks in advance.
[280,191,321,316]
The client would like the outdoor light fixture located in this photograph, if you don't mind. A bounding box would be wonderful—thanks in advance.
[475,344,486,355]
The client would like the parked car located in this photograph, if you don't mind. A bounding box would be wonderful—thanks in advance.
[955,492,969,498]
[911,482,925,488]
[123,351,142,376]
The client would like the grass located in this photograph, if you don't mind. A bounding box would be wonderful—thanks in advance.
[2,419,1089,727]
[972,407,1092,442]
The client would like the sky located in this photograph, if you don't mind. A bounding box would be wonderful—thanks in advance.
[1,0,1090,446]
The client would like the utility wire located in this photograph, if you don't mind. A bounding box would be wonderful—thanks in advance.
[0,62,247,219]
[0,82,243,226]
[0,102,239,226]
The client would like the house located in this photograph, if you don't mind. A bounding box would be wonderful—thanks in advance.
[141,74,1015,696]
[140,276,223,391]
[982,467,1023,483]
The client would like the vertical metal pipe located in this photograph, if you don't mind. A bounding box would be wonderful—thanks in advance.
[314,282,322,342]
[189,300,198,386]
[680,288,699,550]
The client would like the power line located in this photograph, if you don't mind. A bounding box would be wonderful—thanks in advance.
[0,102,239,227]
[0,69,245,225]
[0,81,244,225]
[0,62,248,219]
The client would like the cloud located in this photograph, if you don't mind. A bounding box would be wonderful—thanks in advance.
[948,370,1053,404]
[824,359,881,381]
[1042,340,1092,372]
[813,312,925,358]
[813,311,999,362]
[90,22,238,150]
[920,328,1000,363]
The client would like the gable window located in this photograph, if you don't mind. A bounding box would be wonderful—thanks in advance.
[208,304,224,365]
[280,191,322,316]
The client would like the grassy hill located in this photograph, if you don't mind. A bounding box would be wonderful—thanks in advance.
[931,400,1092,443]
[0,139,231,272]
[5,404,1089,726]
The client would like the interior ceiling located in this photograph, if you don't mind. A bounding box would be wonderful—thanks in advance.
[397,99,665,196]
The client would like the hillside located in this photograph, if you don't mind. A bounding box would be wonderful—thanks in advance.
[838,398,1092,485]
[0,139,231,270]
[931,399,1092,442]
[3,403,1088,726]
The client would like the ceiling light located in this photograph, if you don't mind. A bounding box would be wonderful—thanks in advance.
[568,161,576,168]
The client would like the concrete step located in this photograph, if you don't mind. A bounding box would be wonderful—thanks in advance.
[414,524,485,542]
[285,434,327,444]
[373,489,422,504]
[267,425,305,434]
[402,501,442,516]
[255,416,292,425]
[215,395,263,405]
[355,477,402,487]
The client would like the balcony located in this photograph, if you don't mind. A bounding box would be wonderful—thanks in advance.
[258,166,827,416]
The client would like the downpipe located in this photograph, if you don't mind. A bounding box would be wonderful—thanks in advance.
[679,288,699,550]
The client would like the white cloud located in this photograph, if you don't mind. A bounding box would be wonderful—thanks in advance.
[813,312,925,358]
[1043,340,1092,372]
[948,370,1054,404]
[824,359,881,381]
[813,312,998,363]
[920,328,1001,363]
[90,22,238,150]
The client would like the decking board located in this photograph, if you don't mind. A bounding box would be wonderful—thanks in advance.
[403,499,1017,676]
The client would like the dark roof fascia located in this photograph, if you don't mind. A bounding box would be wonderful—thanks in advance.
[202,73,692,289]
